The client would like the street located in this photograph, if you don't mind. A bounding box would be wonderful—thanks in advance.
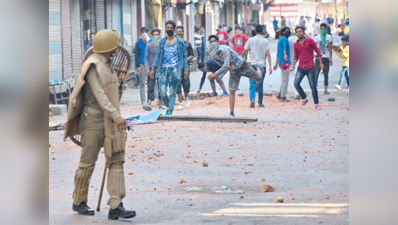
[49,35,349,224]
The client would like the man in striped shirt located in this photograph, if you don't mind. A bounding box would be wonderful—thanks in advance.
[207,35,263,117]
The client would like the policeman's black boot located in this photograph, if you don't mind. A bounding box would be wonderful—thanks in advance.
[108,202,136,220]
[72,202,95,215]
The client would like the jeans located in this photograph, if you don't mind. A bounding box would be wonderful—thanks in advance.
[338,66,349,87]
[294,67,319,104]
[177,69,190,94]
[249,65,266,103]
[314,58,330,87]
[196,47,203,64]
[147,75,160,101]
[138,64,147,103]
[159,67,178,112]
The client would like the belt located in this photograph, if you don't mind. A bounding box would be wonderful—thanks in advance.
[83,106,103,115]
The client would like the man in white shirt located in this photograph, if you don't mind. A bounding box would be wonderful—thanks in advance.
[241,25,272,108]
[314,18,321,36]
[314,23,333,94]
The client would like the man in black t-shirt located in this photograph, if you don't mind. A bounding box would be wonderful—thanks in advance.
[175,26,194,110]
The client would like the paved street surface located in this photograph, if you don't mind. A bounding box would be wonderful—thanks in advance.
[49,35,349,224]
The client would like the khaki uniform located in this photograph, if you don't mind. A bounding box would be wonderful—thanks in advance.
[64,53,127,209]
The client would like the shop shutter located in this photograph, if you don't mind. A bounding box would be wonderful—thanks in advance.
[123,0,132,53]
[49,0,63,84]
[112,0,120,30]
[61,0,73,80]
[106,0,112,29]
[96,0,106,30]
[71,0,82,76]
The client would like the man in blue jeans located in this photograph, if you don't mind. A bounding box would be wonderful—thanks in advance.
[241,25,272,108]
[289,26,324,110]
[151,20,188,115]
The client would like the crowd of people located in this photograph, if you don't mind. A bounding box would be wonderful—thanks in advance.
[132,18,349,117]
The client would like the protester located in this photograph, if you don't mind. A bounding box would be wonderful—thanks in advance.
[323,14,328,24]
[199,26,206,62]
[241,25,272,108]
[223,24,233,46]
[240,22,247,35]
[314,18,321,36]
[344,18,349,42]
[143,28,165,111]
[314,23,333,95]
[194,27,203,64]
[135,33,150,105]
[85,32,95,51]
[281,16,286,27]
[216,25,229,45]
[207,35,263,117]
[273,17,279,38]
[197,59,229,97]
[231,27,248,55]
[299,16,306,32]
[273,27,292,102]
[151,20,188,115]
[333,36,349,92]
[175,26,194,110]
[289,26,324,110]
[287,31,300,99]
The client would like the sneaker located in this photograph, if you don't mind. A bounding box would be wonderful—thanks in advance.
[158,104,166,110]
[165,109,172,115]
[275,92,281,100]
[177,104,183,110]
[324,91,330,95]
[185,99,190,108]
[258,103,265,107]
[142,104,152,111]
[346,87,349,94]
[250,101,255,108]
[315,104,322,110]
[220,91,229,97]
[141,100,147,105]
[294,94,301,100]
[230,111,235,117]
[280,97,290,102]
[301,99,309,106]
[334,85,341,90]
[212,92,218,97]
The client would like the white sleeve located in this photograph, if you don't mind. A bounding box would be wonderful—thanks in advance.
[265,40,270,51]
[244,39,251,50]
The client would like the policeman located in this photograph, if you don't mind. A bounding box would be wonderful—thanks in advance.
[63,29,136,220]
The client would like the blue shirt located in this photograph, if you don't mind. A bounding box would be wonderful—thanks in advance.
[273,20,278,27]
[162,39,179,68]
[277,36,290,67]
[137,39,147,64]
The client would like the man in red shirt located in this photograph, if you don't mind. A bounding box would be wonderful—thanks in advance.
[289,26,325,110]
[216,25,229,45]
[231,27,247,55]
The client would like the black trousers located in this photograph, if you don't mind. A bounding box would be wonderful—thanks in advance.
[314,58,330,87]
